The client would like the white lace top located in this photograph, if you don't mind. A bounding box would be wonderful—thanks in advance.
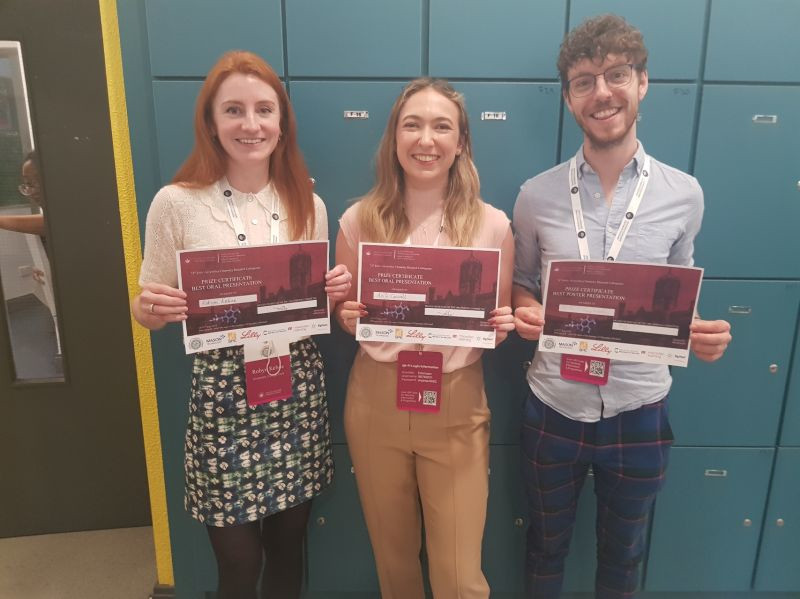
[139,178,328,287]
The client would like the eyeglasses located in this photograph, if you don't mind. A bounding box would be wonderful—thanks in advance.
[566,64,638,98]
[18,183,39,197]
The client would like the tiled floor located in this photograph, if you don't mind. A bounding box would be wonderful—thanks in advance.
[0,526,156,599]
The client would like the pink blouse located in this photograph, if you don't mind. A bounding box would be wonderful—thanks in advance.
[339,201,510,373]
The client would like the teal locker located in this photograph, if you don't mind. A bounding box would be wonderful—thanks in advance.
[569,0,705,80]
[693,85,800,278]
[307,445,380,593]
[429,0,566,79]
[482,334,533,445]
[705,0,800,82]
[145,0,284,77]
[454,82,561,216]
[315,328,357,445]
[669,281,800,446]
[152,81,202,183]
[560,83,696,172]
[291,81,406,235]
[755,448,800,590]
[645,447,774,591]
[779,321,800,446]
[285,0,422,77]
[482,446,527,593]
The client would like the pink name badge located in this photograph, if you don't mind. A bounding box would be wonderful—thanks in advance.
[397,350,443,413]
[244,339,293,406]
[560,354,610,385]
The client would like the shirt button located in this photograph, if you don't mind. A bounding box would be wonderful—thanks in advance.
[251,219,258,225]
[593,192,601,199]
[248,197,254,203]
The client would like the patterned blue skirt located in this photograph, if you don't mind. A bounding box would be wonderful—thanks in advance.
[184,338,333,526]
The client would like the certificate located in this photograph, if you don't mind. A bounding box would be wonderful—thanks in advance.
[539,260,703,367]
[178,241,330,353]
[356,243,500,349]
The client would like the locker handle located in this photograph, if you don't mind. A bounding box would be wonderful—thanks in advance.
[704,469,727,477]
[344,110,369,120]
[728,306,752,315]
[752,114,778,124]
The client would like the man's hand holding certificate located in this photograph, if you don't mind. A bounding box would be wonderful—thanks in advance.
[178,241,330,353]
[356,243,500,349]
[539,260,703,367]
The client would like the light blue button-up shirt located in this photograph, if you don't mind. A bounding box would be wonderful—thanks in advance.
[513,143,704,421]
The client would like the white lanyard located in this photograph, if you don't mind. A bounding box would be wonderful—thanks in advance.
[404,211,446,247]
[568,154,651,261]
[222,188,281,247]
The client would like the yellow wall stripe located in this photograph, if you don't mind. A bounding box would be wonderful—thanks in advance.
[98,0,174,586]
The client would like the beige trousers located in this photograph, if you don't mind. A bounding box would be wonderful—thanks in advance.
[344,351,491,599]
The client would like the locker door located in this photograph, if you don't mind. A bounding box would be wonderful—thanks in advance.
[779,323,800,446]
[693,85,800,278]
[285,0,422,77]
[705,0,800,83]
[755,448,800,591]
[152,81,202,183]
[306,445,379,594]
[482,334,533,445]
[454,82,561,217]
[569,0,705,81]
[669,281,800,446]
[482,446,527,594]
[145,0,284,77]
[645,447,774,591]
[291,81,406,235]
[429,0,566,79]
[560,83,696,172]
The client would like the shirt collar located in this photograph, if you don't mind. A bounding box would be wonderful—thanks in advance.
[218,177,285,221]
[575,141,647,178]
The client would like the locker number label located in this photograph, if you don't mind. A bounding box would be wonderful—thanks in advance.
[344,110,369,120]
[481,111,506,121]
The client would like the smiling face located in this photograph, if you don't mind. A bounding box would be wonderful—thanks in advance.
[564,53,648,151]
[211,72,281,173]
[395,88,463,191]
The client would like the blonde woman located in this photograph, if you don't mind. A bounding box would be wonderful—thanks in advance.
[334,78,514,599]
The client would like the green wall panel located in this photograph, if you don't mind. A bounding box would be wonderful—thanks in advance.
[705,0,800,82]
[693,85,800,278]
[645,447,773,591]
[285,0,422,77]
[429,0,565,79]
[145,0,284,77]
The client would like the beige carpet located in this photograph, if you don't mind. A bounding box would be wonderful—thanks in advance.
[0,526,156,599]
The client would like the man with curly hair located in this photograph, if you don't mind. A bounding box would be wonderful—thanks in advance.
[512,14,732,598]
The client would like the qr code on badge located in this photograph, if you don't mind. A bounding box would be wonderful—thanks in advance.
[589,359,606,377]
[422,390,438,406]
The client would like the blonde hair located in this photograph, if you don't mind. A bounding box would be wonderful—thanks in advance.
[357,78,482,247]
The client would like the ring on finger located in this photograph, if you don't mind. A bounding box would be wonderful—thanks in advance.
[149,302,156,314]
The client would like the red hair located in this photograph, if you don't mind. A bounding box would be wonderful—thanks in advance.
[173,51,314,240]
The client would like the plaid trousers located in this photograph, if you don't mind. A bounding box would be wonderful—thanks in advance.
[520,392,673,599]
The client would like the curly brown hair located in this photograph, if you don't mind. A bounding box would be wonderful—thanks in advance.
[557,14,648,84]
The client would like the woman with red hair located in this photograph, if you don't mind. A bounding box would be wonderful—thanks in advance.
[132,51,351,599]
